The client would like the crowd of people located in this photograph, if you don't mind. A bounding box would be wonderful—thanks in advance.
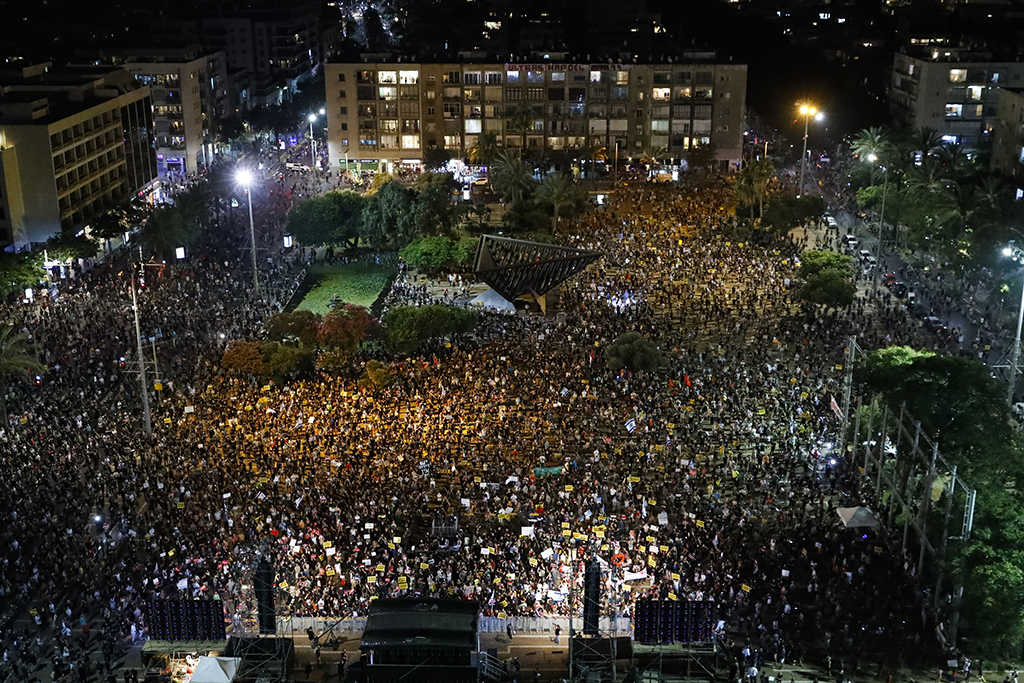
[0,171,938,682]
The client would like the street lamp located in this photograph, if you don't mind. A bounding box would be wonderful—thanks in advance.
[308,113,319,169]
[236,169,259,294]
[1002,241,1024,405]
[867,153,889,293]
[797,103,823,197]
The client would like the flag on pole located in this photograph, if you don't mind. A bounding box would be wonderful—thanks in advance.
[625,418,636,433]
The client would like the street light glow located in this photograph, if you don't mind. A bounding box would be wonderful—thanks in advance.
[1004,246,1014,257]
[237,169,253,186]
[815,112,824,121]
[867,153,877,163]
[308,113,317,123]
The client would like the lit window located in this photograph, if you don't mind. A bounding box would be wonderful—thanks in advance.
[526,71,544,84]
[465,119,482,133]
[949,69,967,83]
[401,135,420,149]
[399,70,419,84]
[590,70,602,83]
[378,86,397,100]
[967,86,983,100]
[443,135,459,149]
[616,72,628,85]
[652,88,670,101]
[551,72,565,82]
[506,71,520,83]
[378,71,397,84]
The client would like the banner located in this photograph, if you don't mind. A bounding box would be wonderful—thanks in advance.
[535,466,563,477]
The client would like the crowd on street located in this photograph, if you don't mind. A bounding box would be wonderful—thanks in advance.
[0,171,947,682]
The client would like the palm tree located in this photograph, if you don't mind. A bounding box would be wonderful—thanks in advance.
[505,107,534,154]
[536,173,579,228]
[935,142,973,180]
[468,130,501,173]
[640,146,668,173]
[134,206,199,261]
[0,325,43,428]
[490,150,535,205]
[851,127,889,161]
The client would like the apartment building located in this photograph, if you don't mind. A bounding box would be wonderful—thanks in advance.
[990,87,1024,195]
[0,65,157,249]
[891,49,1024,147]
[324,59,747,173]
[87,48,229,177]
[164,0,333,91]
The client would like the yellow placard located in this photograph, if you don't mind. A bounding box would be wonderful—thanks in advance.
[628,476,641,483]
[368,576,376,584]
[561,522,570,528]
[671,573,680,581]
[565,485,574,492]
[646,535,655,542]
[659,545,669,552]
[376,564,385,573]
[562,530,571,536]
[648,498,657,505]
[648,556,657,567]
[326,569,335,576]
[323,541,332,548]
[695,520,705,528]
[529,558,538,566]
[741,584,751,593]
[420,562,429,569]
[669,592,678,600]
[177,502,185,509]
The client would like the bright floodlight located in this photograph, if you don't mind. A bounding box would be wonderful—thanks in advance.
[1005,246,1015,257]
[814,112,824,121]
[867,153,877,163]
[319,107,325,115]
[308,113,317,122]
[237,169,253,185]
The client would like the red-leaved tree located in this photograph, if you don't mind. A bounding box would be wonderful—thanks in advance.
[316,305,380,356]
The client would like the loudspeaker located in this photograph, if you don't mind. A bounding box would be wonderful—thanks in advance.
[582,560,601,636]
[254,559,276,634]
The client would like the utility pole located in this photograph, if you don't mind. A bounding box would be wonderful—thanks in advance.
[130,276,151,436]
[840,335,857,455]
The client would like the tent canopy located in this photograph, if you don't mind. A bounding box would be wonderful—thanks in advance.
[190,656,240,683]
[837,506,880,528]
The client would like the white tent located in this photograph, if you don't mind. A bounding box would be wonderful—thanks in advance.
[189,656,240,683]
[837,506,880,529]
[470,287,516,311]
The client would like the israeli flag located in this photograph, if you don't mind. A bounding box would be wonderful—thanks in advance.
[625,418,636,433]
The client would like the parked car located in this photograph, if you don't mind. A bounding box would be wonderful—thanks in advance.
[823,213,838,227]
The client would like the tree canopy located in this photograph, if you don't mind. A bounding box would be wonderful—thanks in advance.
[605,332,662,373]
[383,305,478,354]
[287,191,365,247]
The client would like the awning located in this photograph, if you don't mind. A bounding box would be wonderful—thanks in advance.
[189,656,240,683]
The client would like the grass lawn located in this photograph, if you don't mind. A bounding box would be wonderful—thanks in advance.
[294,263,394,315]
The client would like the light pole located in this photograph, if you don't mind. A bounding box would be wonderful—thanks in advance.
[1002,241,1024,405]
[867,153,889,293]
[237,169,259,294]
[308,113,318,169]
[797,103,823,197]
[129,273,151,435]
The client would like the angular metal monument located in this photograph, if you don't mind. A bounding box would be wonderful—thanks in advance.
[473,235,603,313]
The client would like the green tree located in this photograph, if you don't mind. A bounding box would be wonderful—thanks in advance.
[798,250,853,279]
[683,141,718,173]
[605,332,662,373]
[797,269,855,310]
[134,206,198,261]
[535,173,585,227]
[259,341,314,380]
[857,349,1011,472]
[761,195,825,235]
[0,325,44,427]
[468,130,500,169]
[266,310,322,347]
[360,181,416,248]
[0,251,42,298]
[411,172,460,236]
[400,236,459,271]
[505,108,533,153]
[287,191,365,247]
[359,359,395,389]
[383,305,478,354]
[490,150,535,204]
[423,146,452,171]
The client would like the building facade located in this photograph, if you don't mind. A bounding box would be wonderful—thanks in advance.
[164,0,332,91]
[891,50,1024,147]
[990,87,1024,194]
[118,51,229,177]
[0,66,157,249]
[324,60,747,172]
